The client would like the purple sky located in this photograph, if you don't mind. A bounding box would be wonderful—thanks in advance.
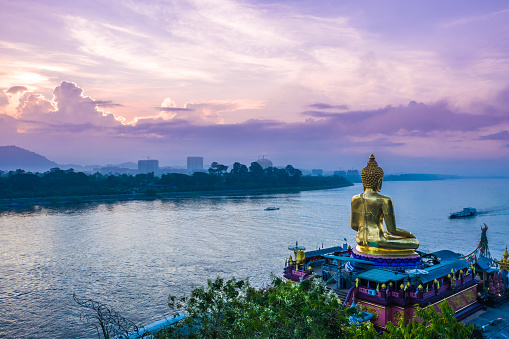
[1,0,509,175]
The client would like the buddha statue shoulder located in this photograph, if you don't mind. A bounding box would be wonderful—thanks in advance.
[350,154,419,256]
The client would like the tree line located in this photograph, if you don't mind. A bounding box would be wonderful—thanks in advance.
[0,162,351,199]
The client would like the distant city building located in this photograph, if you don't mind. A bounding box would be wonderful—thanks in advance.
[138,159,159,174]
[187,156,204,174]
[158,167,188,175]
[311,169,323,176]
[256,156,273,169]
[334,170,347,178]
[346,169,360,182]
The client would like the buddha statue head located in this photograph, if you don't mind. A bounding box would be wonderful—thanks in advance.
[361,154,384,192]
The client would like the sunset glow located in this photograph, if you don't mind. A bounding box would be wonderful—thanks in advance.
[1,0,509,175]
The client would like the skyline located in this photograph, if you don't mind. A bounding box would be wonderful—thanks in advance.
[1,1,509,175]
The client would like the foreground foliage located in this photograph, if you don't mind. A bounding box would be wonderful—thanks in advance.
[73,293,143,339]
[155,277,478,339]
[381,301,476,339]
[159,277,373,338]
[75,276,479,338]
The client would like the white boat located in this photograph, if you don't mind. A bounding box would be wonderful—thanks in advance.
[449,207,476,219]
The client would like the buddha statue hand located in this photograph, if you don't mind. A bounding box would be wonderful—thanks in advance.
[391,228,416,238]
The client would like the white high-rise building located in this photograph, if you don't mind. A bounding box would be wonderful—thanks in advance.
[138,159,159,174]
[187,156,204,174]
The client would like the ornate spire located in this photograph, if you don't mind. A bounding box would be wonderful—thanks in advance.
[496,245,509,271]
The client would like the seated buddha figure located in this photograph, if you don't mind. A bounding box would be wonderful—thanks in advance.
[351,155,419,256]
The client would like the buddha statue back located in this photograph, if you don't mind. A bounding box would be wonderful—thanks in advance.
[351,154,419,256]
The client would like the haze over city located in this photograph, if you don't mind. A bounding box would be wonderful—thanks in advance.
[1,0,509,175]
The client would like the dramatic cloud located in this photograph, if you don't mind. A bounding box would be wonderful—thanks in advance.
[1,81,122,130]
[1,85,30,118]
[6,86,28,94]
[308,103,349,110]
[1,1,509,174]
[480,130,509,140]
[157,107,195,112]
[93,101,124,108]
[136,97,265,125]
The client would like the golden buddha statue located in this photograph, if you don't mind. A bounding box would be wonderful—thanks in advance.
[351,154,419,256]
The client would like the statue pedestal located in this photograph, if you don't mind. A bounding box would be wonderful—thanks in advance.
[351,247,422,269]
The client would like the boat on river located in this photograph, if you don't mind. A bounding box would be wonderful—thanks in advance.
[450,207,477,219]
[265,207,279,211]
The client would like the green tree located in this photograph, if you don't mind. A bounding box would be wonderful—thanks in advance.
[381,301,475,339]
[208,162,228,176]
[156,277,478,339]
[249,162,264,183]
[159,277,375,339]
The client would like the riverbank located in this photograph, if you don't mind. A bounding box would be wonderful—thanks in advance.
[0,183,352,210]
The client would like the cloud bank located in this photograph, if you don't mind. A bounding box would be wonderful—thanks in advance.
[1,81,508,175]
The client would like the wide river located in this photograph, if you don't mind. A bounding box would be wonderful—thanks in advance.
[1,179,508,338]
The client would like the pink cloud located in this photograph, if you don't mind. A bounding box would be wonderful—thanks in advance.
[1,81,509,175]
[6,86,28,94]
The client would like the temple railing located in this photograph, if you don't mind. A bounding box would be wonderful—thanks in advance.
[355,275,477,306]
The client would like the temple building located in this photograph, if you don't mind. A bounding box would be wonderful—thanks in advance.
[283,154,508,329]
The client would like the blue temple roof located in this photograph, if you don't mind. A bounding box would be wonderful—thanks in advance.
[350,258,471,284]
[417,259,470,283]
[475,256,495,270]
[355,269,408,283]
[306,246,344,257]
[429,250,462,261]
[321,254,373,265]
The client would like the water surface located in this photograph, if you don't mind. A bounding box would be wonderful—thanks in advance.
[1,179,508,338]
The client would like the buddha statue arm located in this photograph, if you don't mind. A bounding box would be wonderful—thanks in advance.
[350,197,361,231]
[382,198,416,238]
[382,198,397,233]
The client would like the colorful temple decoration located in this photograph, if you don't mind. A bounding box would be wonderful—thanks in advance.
[282,154,508,330]
[460,224,492,263]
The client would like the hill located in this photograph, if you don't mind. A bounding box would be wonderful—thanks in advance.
[0,145,58,173]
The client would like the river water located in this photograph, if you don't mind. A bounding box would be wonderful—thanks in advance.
[1,179,508,338]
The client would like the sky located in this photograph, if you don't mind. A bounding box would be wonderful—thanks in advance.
[1,0,509,175]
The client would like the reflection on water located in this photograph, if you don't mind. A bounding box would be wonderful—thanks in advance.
[1,179,509,338]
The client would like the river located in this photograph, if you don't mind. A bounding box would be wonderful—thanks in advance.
[1,179,508,338]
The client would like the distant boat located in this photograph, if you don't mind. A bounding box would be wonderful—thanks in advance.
[265,207,280,211]
[449,207,476,219]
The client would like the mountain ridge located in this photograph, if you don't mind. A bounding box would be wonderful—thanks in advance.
[0,145,58,172]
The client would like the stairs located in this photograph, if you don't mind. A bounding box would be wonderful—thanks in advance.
[336,289,350,304]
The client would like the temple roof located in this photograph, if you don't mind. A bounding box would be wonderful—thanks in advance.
[306,246,344,257]
[475,256,494,270]
[355,268,408,283]
[322,254,373,265]
[428,250,462,261]
[418,259,470,284]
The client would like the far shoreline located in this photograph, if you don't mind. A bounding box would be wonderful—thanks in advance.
[0,184,353,210]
